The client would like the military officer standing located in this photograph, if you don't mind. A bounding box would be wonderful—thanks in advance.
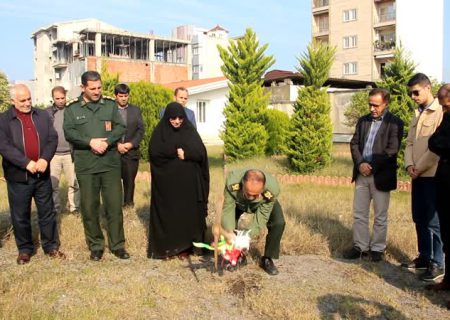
[63,71,130,261]
[221,169,285,275]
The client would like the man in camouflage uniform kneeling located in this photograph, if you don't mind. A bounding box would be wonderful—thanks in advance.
[221,169,285,275]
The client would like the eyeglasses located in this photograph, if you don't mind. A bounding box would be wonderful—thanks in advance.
[408,90,421,97]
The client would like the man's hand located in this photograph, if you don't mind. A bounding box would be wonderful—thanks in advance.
[90,138,108,155]
[407,165,419,179]
[117,142,133,154]
[222,230,236,245]
[117,143,127,154]
[36,159,48,173]
[26,160,37,174]
[177,148,185,160]
[358,162,372,176]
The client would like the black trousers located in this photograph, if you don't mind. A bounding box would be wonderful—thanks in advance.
[235,200,285,259]
[7,176,59,254]
[435,161,450,283]
[121,156,139,206]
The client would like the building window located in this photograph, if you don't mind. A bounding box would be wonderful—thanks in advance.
[343,9,357,22]
[196,100,207,123]
[192,45,199,55]
[343,62,358,75]
[193,65,200,74]
[343,35,357,49]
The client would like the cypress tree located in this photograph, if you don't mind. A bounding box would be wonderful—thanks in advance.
[286,41,335,173]
[218,28,275,161]
[376,47,416,170]
[0,71,10,112]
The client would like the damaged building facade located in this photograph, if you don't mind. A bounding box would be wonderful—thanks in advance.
[32,19,191,104]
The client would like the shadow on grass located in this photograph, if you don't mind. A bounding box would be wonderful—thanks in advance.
[317,294,410,320]
[0,210,11,248]
[208,151,224,169]
[302,211,450,310]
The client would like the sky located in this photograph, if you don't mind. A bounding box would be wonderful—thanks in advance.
[0,0,448,82]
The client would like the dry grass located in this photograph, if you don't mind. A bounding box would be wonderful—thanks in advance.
[0,145,449,319]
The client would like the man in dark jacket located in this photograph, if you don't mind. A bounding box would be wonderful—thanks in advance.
[344,88,404,262]
[114,83,144,208]
[0,84,65,264]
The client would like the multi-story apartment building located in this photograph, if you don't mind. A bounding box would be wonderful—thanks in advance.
[32,19,191,105]
[172,24,230,80]
[312,0,444,82]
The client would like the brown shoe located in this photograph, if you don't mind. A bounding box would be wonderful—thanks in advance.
[46,249,66,259]
[17,253,32,265]
[177,251,190,260]
[425,281,450,291]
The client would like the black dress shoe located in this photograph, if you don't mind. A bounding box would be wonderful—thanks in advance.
[259,256,279,275]
[370,250,384,262]
[90,250,104,261]
[111,248,130,259]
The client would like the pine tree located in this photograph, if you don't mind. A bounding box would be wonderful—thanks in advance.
[376,46,416,170]
[286,41,335,173]
[0,71,10,112]
[218,28,275,161]
[100,60,119,97]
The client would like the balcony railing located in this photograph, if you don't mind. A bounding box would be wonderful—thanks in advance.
[378,11,396,22]
[318,22,329,33]
[314,0,329,7]
[374,40,395,52]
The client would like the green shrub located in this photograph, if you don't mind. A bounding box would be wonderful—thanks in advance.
[128,81,172,161]
[264,109,289,155]
[343,90,369,128]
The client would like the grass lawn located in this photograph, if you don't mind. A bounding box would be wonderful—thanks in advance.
[1,146,448,319]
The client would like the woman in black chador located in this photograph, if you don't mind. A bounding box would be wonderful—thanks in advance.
[148,102,209,259]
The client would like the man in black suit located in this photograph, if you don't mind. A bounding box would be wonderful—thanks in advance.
[115,84,145,208]
[344,88,404,262]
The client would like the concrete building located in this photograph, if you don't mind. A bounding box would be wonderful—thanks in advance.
[32,19,191,105]
[163,77,228,144]
[312,0,444,82]
[173,24,230,80]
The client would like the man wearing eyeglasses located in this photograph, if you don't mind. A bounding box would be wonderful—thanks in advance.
[402,73,444,282]
[221,169,285,275]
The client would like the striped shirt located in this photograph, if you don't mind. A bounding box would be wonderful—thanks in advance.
[362,117,384,162]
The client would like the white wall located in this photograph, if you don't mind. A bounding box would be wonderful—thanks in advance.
[186,86,228,144]
[397,0,444,81]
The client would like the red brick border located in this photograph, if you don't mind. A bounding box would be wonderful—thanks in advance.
[135,170,411,192]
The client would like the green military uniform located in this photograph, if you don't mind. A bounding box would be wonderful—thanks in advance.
[63,95,126,252]
[221,168,285,259]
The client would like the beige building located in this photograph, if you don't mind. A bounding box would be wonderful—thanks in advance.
[312,0,444,82]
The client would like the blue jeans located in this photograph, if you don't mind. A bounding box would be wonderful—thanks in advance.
[412,177,444,267]
[7,176,59,254]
